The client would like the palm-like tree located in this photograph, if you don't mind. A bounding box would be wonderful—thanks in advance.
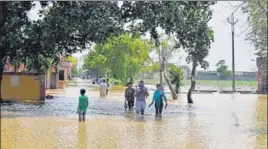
[168,64,184,93]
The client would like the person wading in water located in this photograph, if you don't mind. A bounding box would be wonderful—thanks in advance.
[125,82,135,111]
[149,84,168,118]
[100,79,108,98]
[135,80,149,116]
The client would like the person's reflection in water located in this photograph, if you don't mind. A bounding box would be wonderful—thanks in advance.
[77,123,87,149]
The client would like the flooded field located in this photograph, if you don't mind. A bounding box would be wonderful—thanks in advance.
[1,83,267,149]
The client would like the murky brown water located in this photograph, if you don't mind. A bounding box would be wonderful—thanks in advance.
[1,83,267,149]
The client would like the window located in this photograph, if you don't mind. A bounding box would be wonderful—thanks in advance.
[59,70,64,80]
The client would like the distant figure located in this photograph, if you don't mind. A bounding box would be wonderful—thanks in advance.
[106,78,110,95]
[125,82,135,110]
[100,79,108,97]
[77,89,89,122]
[135,80,149,116]
[149,84,168,118]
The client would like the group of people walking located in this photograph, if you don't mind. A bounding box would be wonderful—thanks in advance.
[77,80,168,122]
[125,81,168,117]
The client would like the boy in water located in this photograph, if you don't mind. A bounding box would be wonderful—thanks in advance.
[125,82,135,111]
[77,89,89,122]
[135,80,149,116]
[149,84,168,117]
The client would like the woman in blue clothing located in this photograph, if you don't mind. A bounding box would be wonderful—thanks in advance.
[149,84,168,117]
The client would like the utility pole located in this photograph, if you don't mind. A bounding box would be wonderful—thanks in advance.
[227,13,238,93]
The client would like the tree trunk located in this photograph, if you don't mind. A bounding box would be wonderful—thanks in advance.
[0,64,3,102]
[187,63,197,104]
[164,74,178,100]
[175,83,179,93]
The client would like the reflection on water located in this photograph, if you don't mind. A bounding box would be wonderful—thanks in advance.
[1,86,267,149]
[77,123,87,149]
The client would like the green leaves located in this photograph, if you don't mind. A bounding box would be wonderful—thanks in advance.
[168,64,184,92]
[121,1,215,69]
[1,1,215,76]
[243,1,267,58]
[1,1,126,75]
[216,60,232,78]
[83,34,152,83]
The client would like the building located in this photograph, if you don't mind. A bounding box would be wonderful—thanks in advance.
[45,60,73,89]
[4,56,74,89]
[4,57,25,72]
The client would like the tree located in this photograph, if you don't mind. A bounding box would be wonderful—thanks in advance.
[169,2,215,103]
[0,2,38,102]
[66,56,78,77]
[242,1,267,71]
[83,51,108,78]
[83,34,152,84]
[0,1,123,102]
[121,1,215,103]
[160,35,178,99]
[215,60,231,79]
[168,64,184,93]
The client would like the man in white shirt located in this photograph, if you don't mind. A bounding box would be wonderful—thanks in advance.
[100,79,108,97]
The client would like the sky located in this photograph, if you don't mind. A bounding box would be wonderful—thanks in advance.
[29,1,257,72]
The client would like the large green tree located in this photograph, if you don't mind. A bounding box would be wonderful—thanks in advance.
[121,1,215,103]
[215,60,231,79]
[242,1,267,70]
[0,2,43,102]
[83,34,152,83]
[0,1,123,102]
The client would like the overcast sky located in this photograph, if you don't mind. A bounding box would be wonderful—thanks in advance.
[29,1,257,72]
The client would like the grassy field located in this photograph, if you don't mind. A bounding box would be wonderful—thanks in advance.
[142,79,257,88]
[67,78,257,88]
[183,80,257,87]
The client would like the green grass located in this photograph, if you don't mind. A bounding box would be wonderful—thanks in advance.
[67,78,257,88]
[142,79,257,88]
[183,80,257,87]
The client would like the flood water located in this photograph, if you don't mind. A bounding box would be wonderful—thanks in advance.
[1,82,267,149]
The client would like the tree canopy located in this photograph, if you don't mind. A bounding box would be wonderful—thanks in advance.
[0,1,124,101]
[242,1,267,72]
[66,56,78,76]
[215,60,231,79]
[243,1,267,58]
[83,34,152,83]
[0,1,216,103]
[168,64,184,93]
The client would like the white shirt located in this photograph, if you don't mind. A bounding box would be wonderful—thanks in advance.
[100,82,108,92]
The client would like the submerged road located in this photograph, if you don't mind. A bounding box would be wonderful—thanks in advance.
[1,81,267,149]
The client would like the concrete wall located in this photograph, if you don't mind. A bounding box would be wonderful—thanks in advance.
[2,73,45,101]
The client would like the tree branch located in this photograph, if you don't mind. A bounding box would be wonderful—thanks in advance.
[257,1,268,14]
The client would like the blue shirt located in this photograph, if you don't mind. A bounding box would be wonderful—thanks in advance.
[152,90,167,107]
